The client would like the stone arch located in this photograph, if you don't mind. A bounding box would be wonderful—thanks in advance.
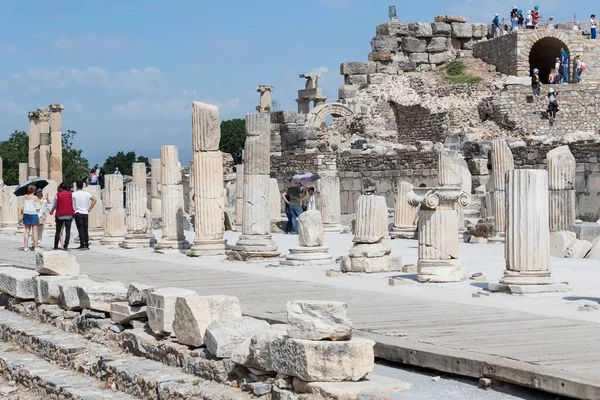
[519,31,571,83]
[306,103,354,128]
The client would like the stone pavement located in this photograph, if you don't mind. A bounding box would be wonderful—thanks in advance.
[0,231,599,398]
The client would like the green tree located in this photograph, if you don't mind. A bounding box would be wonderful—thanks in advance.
[61,130,90,185]
[219,118,246,163]
[102,151,149,176]
[0,130,28,185]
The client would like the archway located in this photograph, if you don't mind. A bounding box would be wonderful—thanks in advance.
[306,103,354,128]
[529,37,568,84]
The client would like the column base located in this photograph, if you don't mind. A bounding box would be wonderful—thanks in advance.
[154,238,191,252]
[417,259,464,283]
[322,224,343,233]
[120,234,157,249]
[488,234,505,243]
[88,230,105,241]
[231,235,280,261]
[190,239,227,256]
[488,282,569,294]
[499,270,555,286]
[100,236,126,245]
[390,227,416,240]
[341,242,402,273]
[0,224,19,234]
[280,246,334,266]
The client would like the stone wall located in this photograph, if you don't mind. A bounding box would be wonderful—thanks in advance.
[473,34,518,76]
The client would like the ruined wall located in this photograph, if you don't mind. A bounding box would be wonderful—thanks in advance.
[473,34,518,76]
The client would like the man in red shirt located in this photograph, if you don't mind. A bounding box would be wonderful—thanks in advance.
[49,182,75,250]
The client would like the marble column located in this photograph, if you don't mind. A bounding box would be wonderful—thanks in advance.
[27,111,40,179]
[155,145,190,251]
[234,164,244,226]
[438,150,462,187]
[547,146,576,232]
[408,186,470,282]
[256,85,275,112]
[37,108,51,180]
[281,210,333,266]
[85,185,104,240]
[233,113,279,260]
[314,156,342,232]
[49,104,64,184]
[488,139,514,242]
[131,162,147,190]
[42,180,57,235]
[489,170,567,294]
[100,175,126,245]
[390,181,417,239]
[341,195,401,273]
[151,158,162,218]
[120,181,156,249]
[269,178,281,220]
[188,161,196,216]
[0,186,19,234]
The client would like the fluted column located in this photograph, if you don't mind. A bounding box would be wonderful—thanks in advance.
[547,146,576,232]
[188,161,196,216]
[234,164,244,226]
[354,195,388,243]
[49,104,64,184]
[155,145,190,251]
[233,113,279,260]
[85,185,104,240]
[100,175,126,245]
[28,112,40,179]
[151,158,162,218]
[316,172,342,233]
[37,108,51,179]
[438,150,462,187]
[132,162,147,190]
[488,140,514,241]
[0,186,19,234]
[269,178,280,220]
[120,181,156,249]
[391,181,417,239]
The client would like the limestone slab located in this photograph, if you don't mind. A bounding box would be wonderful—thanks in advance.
[205,317,270,358]
[110,302,147,324]
[293,375,410,400]
[585,236,600,260]
[34,275,86,304]
[147,287,198,335]
[76,281,129,312]
[58,278,98,310]
[565,239,592,259]
[281,247,334,266]
[231,324,288,371]
[550,231,577,257]
[0,267,38,299]
[127,282,155,306]
[35,251,80,276]
[298,210,324,247]
[287,301,352,341]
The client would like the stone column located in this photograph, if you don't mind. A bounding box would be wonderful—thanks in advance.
[547,146,576,232]
[234,164,244,227]
[18,163,28,184]
[438,150,462,187]
[27,111,40,179]
[155,145,190,251]
[49,104,64,184]
[296,98,311,114]
[488,139,514,242]
[189,102,226,256]
[100,175,126,245]
[391,181,417,239]
[42,180,58,235]
[85,185,104,240]
[0,186,19,234]
[489,170,567,294]
[131,162,147,190]
[188,161,195,216]
[120,181,156,249]
[151,158,162,218]
[37,108,51,179]
[314,156,342,232]
[256,85,275,112]
[233,113,279,260]
[341,195,401,273]
[269,178,280,220]
[408,186,470,282]
[281,210,333,266]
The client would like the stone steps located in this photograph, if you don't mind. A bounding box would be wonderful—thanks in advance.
[0,309,254,400]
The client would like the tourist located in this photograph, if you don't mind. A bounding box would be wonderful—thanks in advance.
[89,168,99,185]
[548,69,556,85]
[554,57,562,83]
[49,182,74,250]
[73,180,97,250]
[510,6,519,30]
[281,182,303,234]
[575,55,585,83]
[114,167,121,175]
[547,88,559,122]
[560,47,569,84]
[20,185,40,251]
[526,11,533,29]
[99,167,106,189]
[35,189,50,248]
[365,186,376,195]
[518,9,525,29]
[306,187,316,211]
[531,68,541,97]
[592,15,597,39]
[532,6,540,28]
[281,190,292,234]
[492,13,501,37]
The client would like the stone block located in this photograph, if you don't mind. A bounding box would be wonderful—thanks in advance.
[427,37,447,53]
[429,52,453,65]
[367,73,391,85]
[452,23,472,38]
[400,61,417,72]
[127,282,155,306]
[408,22,433,37]
[370,36,398,52]
[58,278,98,310]
[76,281,129,312]
[287,301,352,341]
[568,222,600,242]
[344,74,368,85]
[467,158,489,175]
[448,38,462,50]
[298,210,324,247]
[35,251,80,276]
[376,62,398,75]
[585,236,600,259]
[172,295,242,347]
[472,23,487,38]
[432,22,452,37]
[409,53,429,64]
[35,275,81,304]
[293,375,410,399]
[401,37,427,53]
[231,324,287,371]
[462,38,475,50]
[436,15,467,23]
[270,337,375,382]
[368,51,392,62]
[147,287,198,335]
[110,302,147,324]
[376,21,408,37]
[205,317,271,358]
[0,267,38,299]
[340,62,376,76]
[565,239,592,259]
[338,85,358,99]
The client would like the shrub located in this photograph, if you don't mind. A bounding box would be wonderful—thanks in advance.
[446,60,466,76]
[445,74,484,84]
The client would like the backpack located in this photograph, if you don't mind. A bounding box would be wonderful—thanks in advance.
[581,62,586,71]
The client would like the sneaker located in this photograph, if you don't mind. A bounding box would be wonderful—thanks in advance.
[23,247,29,252]
[76,246,85,250]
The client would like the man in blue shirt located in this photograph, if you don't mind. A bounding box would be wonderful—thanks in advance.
[560,47,569,84]
[492,13,501,38]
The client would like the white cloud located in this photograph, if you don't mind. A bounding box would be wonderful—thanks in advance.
[309,66,329,75]
[53,34,125,53]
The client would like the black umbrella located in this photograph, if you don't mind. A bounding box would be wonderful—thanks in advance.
[13,178,49,197]
[290,172,321,183]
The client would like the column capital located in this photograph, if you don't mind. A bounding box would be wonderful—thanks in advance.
[408,187,470,210]
[49,104,64,113]
[28,111,39,120]
[256,85,275,93]
[37,107,51,122]
[299,73,321,89]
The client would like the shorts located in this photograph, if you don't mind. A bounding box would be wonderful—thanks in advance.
[23,214,40,225]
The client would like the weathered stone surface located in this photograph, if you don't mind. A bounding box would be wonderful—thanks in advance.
[370,36,398,52]
[270,337,375,382]
[127,282,155,306]
[110,302,147,324]
[35,251,80,276]
[409,53,429,64]
[287,301,352,341]
[401,37,427,53]
[147,287,198,335]
[585,236,600,259]
[550,231,577,257]
[568,223,600,242]
[436,15,467,23]
[58,278,98,310]
[408,22,433,38]
[547,146,575,191]
[399,61,417,72]
[426,37,447,53]
[293,375,411,400]
[451,23,472,38]
[191,101,221,151]
[34,275,85,304]
[338,85,358,99]
[0,267,38,299]
[341,253,402,273]
[565,239,592,259]
[340,62,376,76]
[354,195,388,244]
[298,210,324,247]
[431,22,451,36]
[367,51,392,62]
[462,38,475,51]
[172,295,242,347]
[76,281,129,312]
[205,317,271,358]
[231,324,288,371]
[376,21,408,37]
[472,23,487,38]
[429,52,453,65]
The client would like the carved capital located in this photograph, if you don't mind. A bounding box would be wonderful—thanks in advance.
[49,104,64,113]
[37,107,51,122]
[408,187,470,210]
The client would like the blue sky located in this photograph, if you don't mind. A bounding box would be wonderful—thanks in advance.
[0,0,594,165]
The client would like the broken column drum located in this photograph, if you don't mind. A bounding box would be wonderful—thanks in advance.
[85,185,104,240]
[547,146,576,232]
[120,179,156,249]
[100,175,126,245]
[15,163,29,235]
[390,181,417,239]
[315,167,342,233]
[150,158,162,218]
[488,139,514,242]
[234,164,244,226]
[409,187,470,282]
[233,113,279,260]
[190,101,226,256]
[0,186,19,234]
[155,145,191,251]
[49,104,64,184]
[281,210,333,266]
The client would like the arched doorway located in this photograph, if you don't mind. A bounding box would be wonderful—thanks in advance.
[529,37,568,84]
[305,103,355,128]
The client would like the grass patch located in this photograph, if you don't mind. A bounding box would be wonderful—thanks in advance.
[442,60,483,85]
[445,74,484,84]
[176,379,185,384]
[193,380,200,386]
[446,60,466,76]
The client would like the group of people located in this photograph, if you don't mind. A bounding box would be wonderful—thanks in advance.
[20,181,97,252]
[496,7,597,39]
[280,182,316,235]
[88,164,122,188]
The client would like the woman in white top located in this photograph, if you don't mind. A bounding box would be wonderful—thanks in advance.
[306,187,316,211]
[35,189,51,248]
[21,185,40,251]
[575,55,584,83]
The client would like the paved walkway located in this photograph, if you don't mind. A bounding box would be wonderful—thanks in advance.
[0,231,599,398]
